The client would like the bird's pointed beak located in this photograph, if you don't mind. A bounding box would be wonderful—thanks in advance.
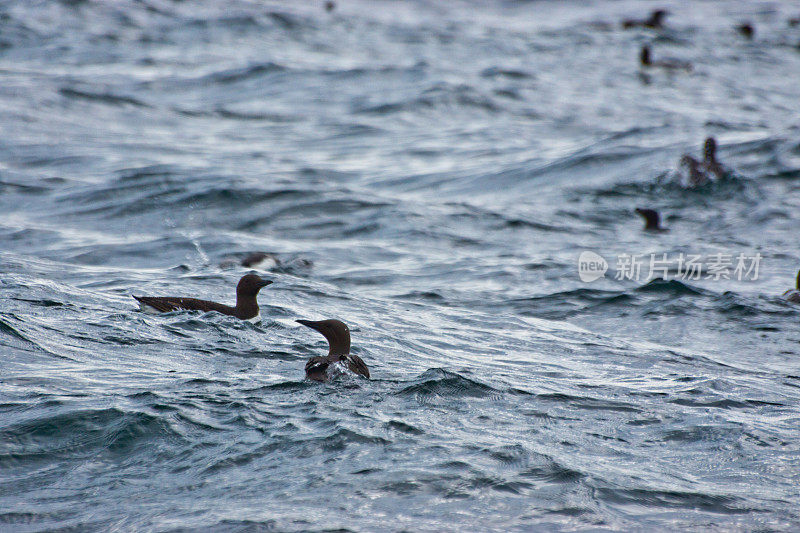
[296,319,322,331]
[259,279,273,288]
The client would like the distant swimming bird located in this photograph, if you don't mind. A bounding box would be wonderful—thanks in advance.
[736,22,755,39]
[134,274,271,322]
[701,136,726,180]
[325,0,336,12]
[639,45,692,71]
[297,319,370,381]
[679,154,710,187]
[240,252,281,269]
[635,208,668,232]
[220,252,313,272]
[783,270,800,303]
[622,9,669,29]
[219,252,279,270]
[676,137,726,187]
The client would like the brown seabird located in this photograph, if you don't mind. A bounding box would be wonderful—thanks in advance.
[635,207,668,232]
[296,319,370,381]
[219,252,313,272]
[680,154,710,187]
[133,273,271,322]
[701,136,725,180]
[219,252,281,270]
[736,22,755,39]
[639,45,692,71]
[783,270,800,303]
[622,9,669,30]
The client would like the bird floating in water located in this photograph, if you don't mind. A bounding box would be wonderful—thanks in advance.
[783,270,800,303]
[639,45,693,71]
[134,273,271,322]
[736,22,755,39]
[700,136,726,180]
[297,319,370,382]
[676,136,728,187]
[219,252,313,272]
[240,252,282,269]
[635,208,668,232]
[622,9,669,30]
[679,154,710,187]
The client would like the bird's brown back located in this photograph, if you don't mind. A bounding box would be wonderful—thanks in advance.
[134,295,237,316]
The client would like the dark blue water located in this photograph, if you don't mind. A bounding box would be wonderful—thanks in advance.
[2,0,800,530]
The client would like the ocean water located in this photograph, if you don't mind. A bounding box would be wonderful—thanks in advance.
[2,0,800,530]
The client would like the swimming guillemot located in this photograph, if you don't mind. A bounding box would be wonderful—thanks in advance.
[679,154,710,187]
[736,22,755,39]
[219,252,281,270]
[622,9,668,30]
[639,45,692,71]
[783,270,800,303]
[676,137,727,187]
[296,319,370,381]
[701,136,726,180]
[635,207,668,232]
[134,273,271,322]
[241,252,281,269]
[219,252,313,272]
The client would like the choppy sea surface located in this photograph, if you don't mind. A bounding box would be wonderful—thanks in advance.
[2,0,800,530]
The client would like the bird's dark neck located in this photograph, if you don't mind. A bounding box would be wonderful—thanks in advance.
[235,293,259,318]
[327,334,350,357]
